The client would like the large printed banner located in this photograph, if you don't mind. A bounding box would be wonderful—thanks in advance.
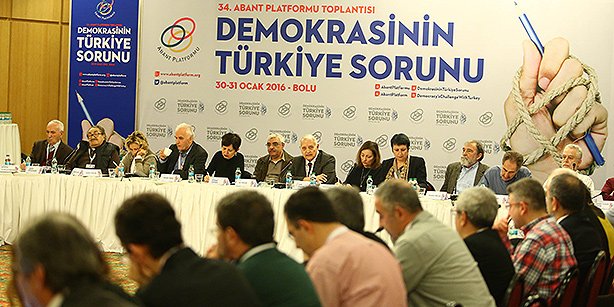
[68,0,139,147]
[138,0,613,187]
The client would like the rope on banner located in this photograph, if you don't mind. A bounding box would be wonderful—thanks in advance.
[500,55,602,175]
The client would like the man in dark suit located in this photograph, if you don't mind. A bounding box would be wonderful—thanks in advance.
[441,140,489,194]
[115,193,261,307]
[28,119,73,166]
[290,134,336,184]
[208,190,321,307]
[65,125,119,173]
[253,133,293,183]
[455,186,515,306]
[13,212,137,307]
[157,123,208,180]
[545,172,604,282]
[380,133,428,188]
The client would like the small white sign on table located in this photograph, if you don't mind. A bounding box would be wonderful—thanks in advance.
[209,177,230,185]
[159,174,182,182]
[70,168,102,177]
[292,180,312,189]
[425,191,448,200]
[0,165,19,173]
[235,178,257,187]
[25,166,45,174]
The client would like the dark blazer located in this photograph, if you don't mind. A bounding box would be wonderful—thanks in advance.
[62,280,139,307]
[157,142,208,180]
[464,229,515,306]
[30,140,73,165]
[344,165,385,191]
[65,140,120,173]
[381,156,428,188]
[440,161,489,194]
[137,247,260,307]
[559,211,604,283]
[253,150,293,182]
[290,150,337,184]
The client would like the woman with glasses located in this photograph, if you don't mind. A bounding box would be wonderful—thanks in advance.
[120,131,157,177]
[65,125,120,173]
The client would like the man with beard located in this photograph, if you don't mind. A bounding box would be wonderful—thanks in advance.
[440,140,489,194]
[479,151,531,195]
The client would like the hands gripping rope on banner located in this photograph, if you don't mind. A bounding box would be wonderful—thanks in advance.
[500,2,608,180]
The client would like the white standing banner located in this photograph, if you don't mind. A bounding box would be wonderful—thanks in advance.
[138,0,613,188]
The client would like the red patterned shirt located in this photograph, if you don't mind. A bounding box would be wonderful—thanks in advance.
[513,216,577,301]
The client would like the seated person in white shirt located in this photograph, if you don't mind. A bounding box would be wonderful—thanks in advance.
[561,143,595,191]
[440,140,489,194]
[120,131,157,177]
[22,119,73,169]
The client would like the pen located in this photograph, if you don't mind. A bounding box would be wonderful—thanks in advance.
[514,1,605,166]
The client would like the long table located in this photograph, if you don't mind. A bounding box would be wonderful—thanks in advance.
[1,173,476,261]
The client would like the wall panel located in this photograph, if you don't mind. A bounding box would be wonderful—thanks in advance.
[59,24,69,127]
[0,21,9,111]
[0,1,10,18]
[62,0,69,23]
[12,0,61,22]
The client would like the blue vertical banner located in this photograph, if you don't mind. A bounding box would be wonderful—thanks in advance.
[67,0,139,147]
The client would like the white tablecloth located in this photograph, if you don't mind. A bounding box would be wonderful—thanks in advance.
[0,173,481,260]
[0,124,21,165]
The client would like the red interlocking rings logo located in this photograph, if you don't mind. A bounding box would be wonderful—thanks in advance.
[160,17,196,53]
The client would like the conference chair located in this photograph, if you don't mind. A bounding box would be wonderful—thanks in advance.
[502,273,524,307]
[600,256,614,295]
[521,294,547,307]
[551,267,579,307]
[575,251,607,306]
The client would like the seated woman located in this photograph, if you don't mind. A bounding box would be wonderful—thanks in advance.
[344,141,385,191]
[381,133,428,189]
[120,131,157,177]
[65,125,119,173]
[205,132,245,183]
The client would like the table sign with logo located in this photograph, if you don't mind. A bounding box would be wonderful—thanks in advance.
[25,166,45,174]
[0,165,19,173]
[159,174,182,182]
[209,177,230,186]
[235,178,257,188]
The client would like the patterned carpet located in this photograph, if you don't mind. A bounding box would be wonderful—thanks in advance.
[0,244,138,306]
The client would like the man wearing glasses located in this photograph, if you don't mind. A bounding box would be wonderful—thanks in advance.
[253,133,293,183]
[65,125,119,173]
[479,151,531,195]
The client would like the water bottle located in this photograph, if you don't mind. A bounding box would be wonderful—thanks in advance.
[25,156,31,167]
[366,175,374,195]
[149,163,155,179]
[5,154,11,165]
[285,170,293,189]
[309,172,317,186]
[51,157,58,174]
[188,164,195,182]
[118,162,125,177]
[235,167,241,182]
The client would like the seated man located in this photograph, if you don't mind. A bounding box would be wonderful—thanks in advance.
[27,119,73,166]
[114,193,260,307]
[157,123,208,180]
[210,190,321,307]
[290,134,336,184]
[545,172,603,282]
[205,132,245,183]
[441,140,489,194]
[506,178,577,301]
[253,133,293,183]
[285,187,407,307]
[375,180,495,307]
[65,125,119,173]
[561,144,595,191]
[455,186,515,305]
[381,133,428,188]
[13,213,137,307]
[324,186,389,248]
[479,150,531,195]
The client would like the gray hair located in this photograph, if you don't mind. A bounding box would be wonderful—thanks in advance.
[300,134,318,146]
[267,133,285,144]
[175,123,195,138]
[374,179,422,213]
[15,212,107,292]
[455,187,498,228]
[563,143,583,160]
[47,120,64,132]
[324,186,365,232]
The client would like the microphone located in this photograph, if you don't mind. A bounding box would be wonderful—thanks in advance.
[280,160,293,174]
[375,227,384,233]
[63,141,83,166]
[572,162,577,170]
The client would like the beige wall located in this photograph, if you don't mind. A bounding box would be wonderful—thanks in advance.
[0,0,70,155]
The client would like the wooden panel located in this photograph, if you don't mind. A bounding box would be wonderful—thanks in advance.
[12,0,61,22]
[8,22,61,154]
[0,0,10,17]
[59,24,69,126]
[62,0,70,23]
[0,21,9,111]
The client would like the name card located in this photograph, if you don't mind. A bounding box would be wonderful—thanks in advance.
[495,195,509,206]
[209,177,230,185]
[0,165,18,173]
[25,166,44,174]
[235,178,257,187]
[292,180,311,189]
[160,174,182,182]
[425,191,448,200]
[70,168,102,177]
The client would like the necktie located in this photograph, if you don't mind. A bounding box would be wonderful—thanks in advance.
[178,152,187,170]
[45,146,55,166]
[307,161,313,176]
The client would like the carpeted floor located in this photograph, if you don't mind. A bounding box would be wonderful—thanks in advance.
[0,244,138,306]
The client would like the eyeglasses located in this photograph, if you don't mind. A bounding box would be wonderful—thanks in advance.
[87,132,102,138]
[506,201,522,210]
[266,142,280,147]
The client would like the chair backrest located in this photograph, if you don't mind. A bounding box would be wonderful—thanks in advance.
[521,294,548,307]
[551,267,579,307]
[503,273,524,307]
[576,250,607,306]
[600,256,614,295]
